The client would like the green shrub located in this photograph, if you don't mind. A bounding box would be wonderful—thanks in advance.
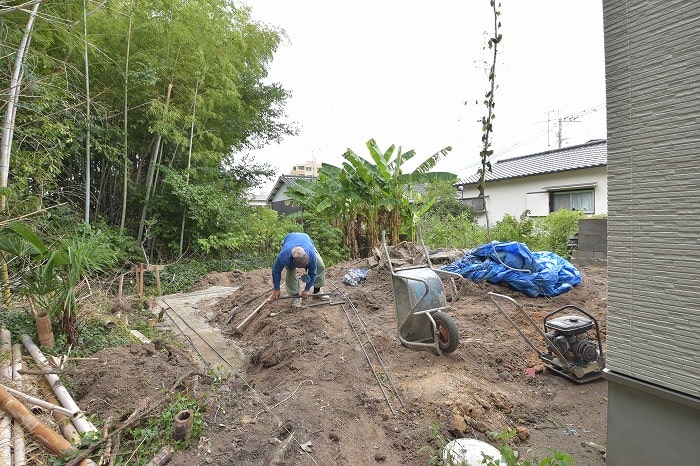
[420,213,487,249]
[489,214,533,244]
[530,210,585,256]
[0,310,36,344]
[299,214,350,266]
[421,210,588,258]
[51,316,135,357]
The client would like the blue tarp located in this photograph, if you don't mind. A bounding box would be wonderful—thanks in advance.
[440,241,581,297]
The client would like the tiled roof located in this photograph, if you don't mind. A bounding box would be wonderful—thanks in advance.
[459,139,607,185]
[266,174,316,202]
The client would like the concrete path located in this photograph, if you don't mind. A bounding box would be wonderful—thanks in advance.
[154,286,247,375]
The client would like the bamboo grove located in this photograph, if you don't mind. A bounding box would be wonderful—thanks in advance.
[1,0,296,259]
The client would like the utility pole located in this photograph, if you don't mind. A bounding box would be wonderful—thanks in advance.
[557,112,563,148]
[557,114,580,148]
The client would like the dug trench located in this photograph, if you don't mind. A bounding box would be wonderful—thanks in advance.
[67,244,608,466]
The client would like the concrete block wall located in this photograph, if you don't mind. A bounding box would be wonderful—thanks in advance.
[571,218,607,265]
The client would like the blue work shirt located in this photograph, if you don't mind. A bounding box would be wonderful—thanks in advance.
[271,232,318,291]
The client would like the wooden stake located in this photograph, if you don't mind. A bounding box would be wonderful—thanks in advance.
[154,265,161,296]
[138,263,144,298]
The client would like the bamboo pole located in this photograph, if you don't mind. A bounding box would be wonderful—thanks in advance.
[35,311,55,348]
[20,334,96,434]
[119,8,132,233]
[0,328,12,465]
[0,384,76,457]
[0,415,11,465]
[137,263,144,298]
[38,378,81,446]
[81,0,92,223]
[146,445,174,466]
[234,297,271,335]
[0,328,11,378]
[137,84,172,245]
[154,265,161,296]
[0,2,41,200]
[11,343,22,380]
[12,343,26,466]
[0,0,42,306]
[0,384,80,418]
[178,80,199,257]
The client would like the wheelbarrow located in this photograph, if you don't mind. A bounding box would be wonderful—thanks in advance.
[382,233,459,355]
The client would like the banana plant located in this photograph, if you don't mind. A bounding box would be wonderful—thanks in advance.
[286,139,457,257]
[344,139,456,246]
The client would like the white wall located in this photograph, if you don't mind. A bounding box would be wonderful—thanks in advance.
[462,167,607,225]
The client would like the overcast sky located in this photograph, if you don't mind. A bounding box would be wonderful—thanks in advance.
[242,1,607,194]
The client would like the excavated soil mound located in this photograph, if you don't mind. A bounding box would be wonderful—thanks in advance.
[67,244,608,465]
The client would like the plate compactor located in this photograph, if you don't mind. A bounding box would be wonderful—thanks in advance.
[488,292,605,383]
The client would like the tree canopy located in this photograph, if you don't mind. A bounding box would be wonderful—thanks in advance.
[1,0,295,259]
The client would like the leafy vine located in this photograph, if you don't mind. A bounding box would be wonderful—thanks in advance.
[477,0,502,201]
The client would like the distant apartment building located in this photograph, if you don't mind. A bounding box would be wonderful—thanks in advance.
[289,161,319,177]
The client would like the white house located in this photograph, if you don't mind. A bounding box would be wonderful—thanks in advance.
[456,139,607,225]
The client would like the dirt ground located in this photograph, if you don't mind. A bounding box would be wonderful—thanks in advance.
[66,243,608,465]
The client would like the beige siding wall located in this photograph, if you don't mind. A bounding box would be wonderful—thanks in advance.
[604,0,700,397]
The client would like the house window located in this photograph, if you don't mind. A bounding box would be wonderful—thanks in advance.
[461,197,485,212]
[551,189,594,213]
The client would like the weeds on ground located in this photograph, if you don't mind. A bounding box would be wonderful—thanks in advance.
[50,394,206,465]
[419,422,573,466]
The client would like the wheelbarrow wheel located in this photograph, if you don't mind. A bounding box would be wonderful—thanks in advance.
[433,312,459,354]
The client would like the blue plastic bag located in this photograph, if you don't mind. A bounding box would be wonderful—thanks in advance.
[342,268,367,286]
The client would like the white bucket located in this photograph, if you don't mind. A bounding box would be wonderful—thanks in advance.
[442,438,505,465]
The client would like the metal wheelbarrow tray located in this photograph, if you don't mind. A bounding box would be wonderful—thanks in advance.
[382,235,460,355]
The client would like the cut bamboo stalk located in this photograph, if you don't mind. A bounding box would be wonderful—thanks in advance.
[172,409,193,441]
[130,329,151,344]
[38,378,81,446]
[0,384,80,417]
[11,343,22,379]
[12,343,27,466]
[1,328,13,465]
[146,445,174,466]
[35,311,55,348]
[0,327,11,378]
[20,334,97,434]
[0,384,76,457]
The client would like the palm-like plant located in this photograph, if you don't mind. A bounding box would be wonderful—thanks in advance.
[0,223,118,345]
